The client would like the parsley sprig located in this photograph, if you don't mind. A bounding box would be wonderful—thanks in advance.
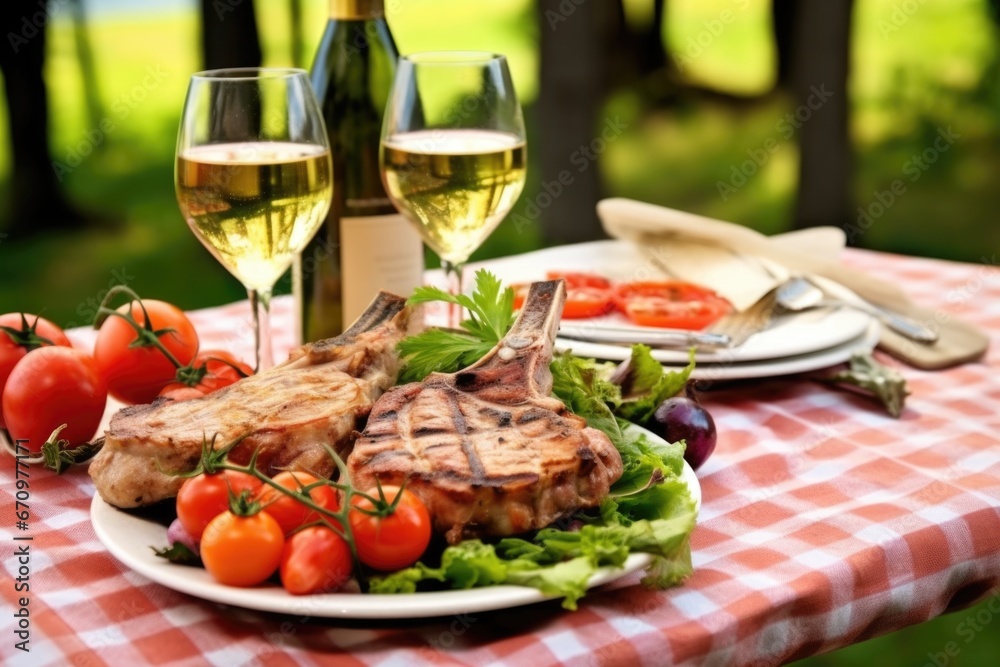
[397,270,516,382]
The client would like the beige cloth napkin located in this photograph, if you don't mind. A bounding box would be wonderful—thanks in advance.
[597,198,989,369]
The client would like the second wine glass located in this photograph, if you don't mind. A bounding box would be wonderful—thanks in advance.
[380,52,526,325]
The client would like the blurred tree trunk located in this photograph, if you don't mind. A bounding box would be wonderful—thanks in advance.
[535,0,623,244]
[67,0,103,132]
[200,0,262,70]
[771,0,801,90]
[782,0,855,232]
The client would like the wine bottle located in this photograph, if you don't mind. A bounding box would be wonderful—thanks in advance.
[294,0,424,342]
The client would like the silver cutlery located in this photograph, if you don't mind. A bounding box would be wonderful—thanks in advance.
[557,324,731,349]
[776,277,939,344]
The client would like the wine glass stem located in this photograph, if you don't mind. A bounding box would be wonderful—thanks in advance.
[441,259,465,328]
[249,287,274,372]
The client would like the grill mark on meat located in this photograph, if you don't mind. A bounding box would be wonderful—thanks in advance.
[446,389,487,485]
[349,280,624,543]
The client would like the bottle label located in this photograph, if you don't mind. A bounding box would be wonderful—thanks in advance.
[330,0,384,19]
[340,213,424,325]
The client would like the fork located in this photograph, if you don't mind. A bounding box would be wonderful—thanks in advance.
[776,277,939,343]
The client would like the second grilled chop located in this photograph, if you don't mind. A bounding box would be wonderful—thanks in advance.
[348,280,624,544]
[90,292,409,508]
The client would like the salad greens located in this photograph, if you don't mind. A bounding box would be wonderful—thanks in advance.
[383,271,699,608]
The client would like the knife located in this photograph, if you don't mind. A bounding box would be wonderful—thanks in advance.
[557,324,731,349]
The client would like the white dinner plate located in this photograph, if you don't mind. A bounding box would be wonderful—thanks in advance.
[469,241,873,364]
[561,322,881,382]
[91,425,701,619]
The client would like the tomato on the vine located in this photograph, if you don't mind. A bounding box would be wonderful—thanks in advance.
[614,281,731,330]
[2,347,106,452]
[280,526,353,595]
[159,350,253,402]
[200,509,284,587]
[255,471,340,535]
[349,485,431,572]
[95,299,199,405]
[176,470,262,540]
[0,313,72,428]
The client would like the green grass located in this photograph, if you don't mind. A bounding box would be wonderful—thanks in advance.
[1,4,998,661]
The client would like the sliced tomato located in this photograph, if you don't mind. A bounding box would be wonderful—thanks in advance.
[615,281,731,330]
[513,279,614,319]
[545,271,612,290]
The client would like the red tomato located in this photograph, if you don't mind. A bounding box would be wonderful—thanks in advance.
[280,526,353,595]
[513,281,615,319]
[545,271,612,290]
[349,485,431,572]
[255,471,340,535]
[0,314,72,428]
[614,281,731,330]
[175,471,263,540]
[562,286,616,319]
[159,350,253,401]
[511,283,531,310]
[2,347,107,452]
[95,300,199,405]
[201,510,284,587]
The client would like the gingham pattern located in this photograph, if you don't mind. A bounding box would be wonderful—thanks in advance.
[2,249,998,667]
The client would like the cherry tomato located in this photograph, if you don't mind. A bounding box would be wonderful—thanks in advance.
[255,471,340,535]
[159,350,253,401]
[2,347,107,452]
[614,281,731,330]
[513,281,615,319]
[176,470,263,540]
[280,526,353,595]
[0,313,72,428]
[95,299,199,405]
[349,485,431,572]
[201,510,284,587]
[546,271,612,290]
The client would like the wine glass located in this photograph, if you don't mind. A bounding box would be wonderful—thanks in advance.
[380,52,527,325]
[176,68,333,370]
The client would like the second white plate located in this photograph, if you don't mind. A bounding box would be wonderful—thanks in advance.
[469,241,873,364]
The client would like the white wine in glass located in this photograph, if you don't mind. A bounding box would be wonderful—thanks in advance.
[176,69,333,370]
[381,53,526,325]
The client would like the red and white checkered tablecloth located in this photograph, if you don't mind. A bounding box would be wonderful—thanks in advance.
[2,248,999,667]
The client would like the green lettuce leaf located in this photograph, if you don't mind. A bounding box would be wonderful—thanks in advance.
[615,345,695,424]
[550,352,623,444]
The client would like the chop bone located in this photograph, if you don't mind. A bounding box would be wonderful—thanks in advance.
[452,279,564,403]
[348,279,625,543]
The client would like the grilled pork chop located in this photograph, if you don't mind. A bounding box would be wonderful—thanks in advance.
[90,292,409,508]
[348,280,623,544]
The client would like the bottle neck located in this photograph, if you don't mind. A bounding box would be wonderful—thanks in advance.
[330,0,384,20]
